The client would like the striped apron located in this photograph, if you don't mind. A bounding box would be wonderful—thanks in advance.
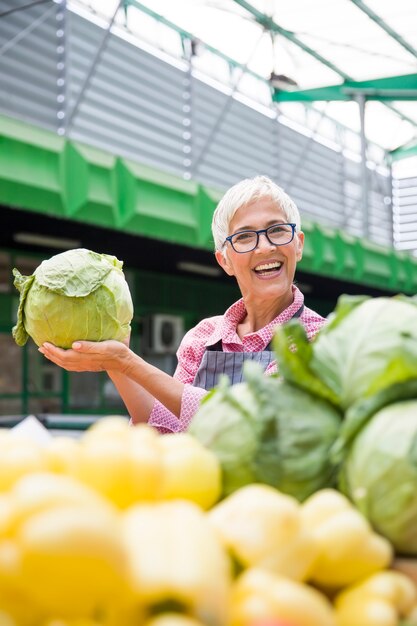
[192,305,304,390]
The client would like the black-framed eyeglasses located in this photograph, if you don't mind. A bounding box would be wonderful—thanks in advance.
[224,223,296,253]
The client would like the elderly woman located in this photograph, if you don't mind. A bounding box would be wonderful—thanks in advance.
[40,176,326,432]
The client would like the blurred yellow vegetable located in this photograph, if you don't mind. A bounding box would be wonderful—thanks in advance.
[0,495,14,537]
[44,437,80,474]
[18,504,129,619]
[43,621,102,626]
[0,539,43,626]
[122,500,231,625]
[0,435,46,492]
[334,570,417,626]
[0,612,17,626]
[230,568,336,626]
[2,472,116,537]
[81,416,130,441]
[301,489,392,588]
[159,433,221,509]
[144,614,206,626]
[209,484,318,581]
[74,420,163,508]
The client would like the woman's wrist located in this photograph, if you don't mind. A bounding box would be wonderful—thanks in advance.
[117,346,142,377]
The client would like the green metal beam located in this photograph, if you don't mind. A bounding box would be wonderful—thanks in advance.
[349,0,417,59]
[390,138,417,161]
[273,73,417,102]
[274,83,347,102]
[232,0,417,129]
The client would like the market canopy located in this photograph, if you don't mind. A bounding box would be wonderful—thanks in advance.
[107,0,417,166]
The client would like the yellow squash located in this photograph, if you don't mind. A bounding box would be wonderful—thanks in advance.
[209,484,318,581]
[159,433,221,509]
[121,500,231,626]
[230,568,336,626]
[335,570,417,626]
[301,489,393,588]
[74,420,163,508]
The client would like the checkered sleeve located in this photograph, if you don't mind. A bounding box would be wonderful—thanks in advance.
[147,386,208,433]
[147,316,220,433]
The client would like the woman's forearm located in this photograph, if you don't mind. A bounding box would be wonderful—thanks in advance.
[39,340,185,423]
[107,370,155,424]
[119,351,185,418]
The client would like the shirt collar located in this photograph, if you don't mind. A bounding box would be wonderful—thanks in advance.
[203,299,245,347]
[205,285,305,347]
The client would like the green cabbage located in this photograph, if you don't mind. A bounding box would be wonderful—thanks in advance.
[273,295,417,412]
[188,362,341,500]
[12,248,133,349]
[340,400,417,555]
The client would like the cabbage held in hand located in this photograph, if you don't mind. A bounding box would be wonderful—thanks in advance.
[12,248,133,349]
[340,400,417,555]
[189,362,341,501]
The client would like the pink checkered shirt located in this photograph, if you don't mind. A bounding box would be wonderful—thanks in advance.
[148,285,326,433]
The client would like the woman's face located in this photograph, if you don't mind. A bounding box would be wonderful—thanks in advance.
[215,197,304,305]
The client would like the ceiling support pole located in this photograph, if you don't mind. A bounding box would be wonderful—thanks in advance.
[357,93,369,238]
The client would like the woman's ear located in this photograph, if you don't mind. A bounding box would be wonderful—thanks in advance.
[215,249,234,276]
[296,231,304,262]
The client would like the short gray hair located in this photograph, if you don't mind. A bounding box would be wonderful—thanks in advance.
[211,175,301,252]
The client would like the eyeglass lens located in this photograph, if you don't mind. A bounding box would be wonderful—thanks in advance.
[231,224,294,252]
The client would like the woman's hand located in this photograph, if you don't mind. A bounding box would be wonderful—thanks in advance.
[39,340,132,373]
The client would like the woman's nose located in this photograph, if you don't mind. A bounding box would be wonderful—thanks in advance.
[255,232,276,251]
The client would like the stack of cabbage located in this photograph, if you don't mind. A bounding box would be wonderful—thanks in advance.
[190,295,417,556]
[12,248,133,349]
[190,365,342,502]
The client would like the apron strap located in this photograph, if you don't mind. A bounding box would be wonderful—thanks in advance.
[292,303,304,319]
[206,304,304,352]
[206,339,224,352]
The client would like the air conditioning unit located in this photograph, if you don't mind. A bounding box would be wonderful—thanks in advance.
[142,314,184,355]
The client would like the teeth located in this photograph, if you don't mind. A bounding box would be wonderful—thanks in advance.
[255,262,282,271]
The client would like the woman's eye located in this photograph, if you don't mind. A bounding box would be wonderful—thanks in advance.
[269,225,288,234]
[234,232,253,242]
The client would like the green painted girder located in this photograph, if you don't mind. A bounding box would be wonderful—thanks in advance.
[0,114,219,250]
[273,73,417,102]
[390,138,417,161]
[1,114,417,294]
[299,222,417,294]
[233,0,417,127]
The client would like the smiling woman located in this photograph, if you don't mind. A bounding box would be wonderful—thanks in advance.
[214,192,304,332]
[40,176,326,433]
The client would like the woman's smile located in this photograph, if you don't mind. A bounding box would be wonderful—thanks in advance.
[252,259,283,279]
